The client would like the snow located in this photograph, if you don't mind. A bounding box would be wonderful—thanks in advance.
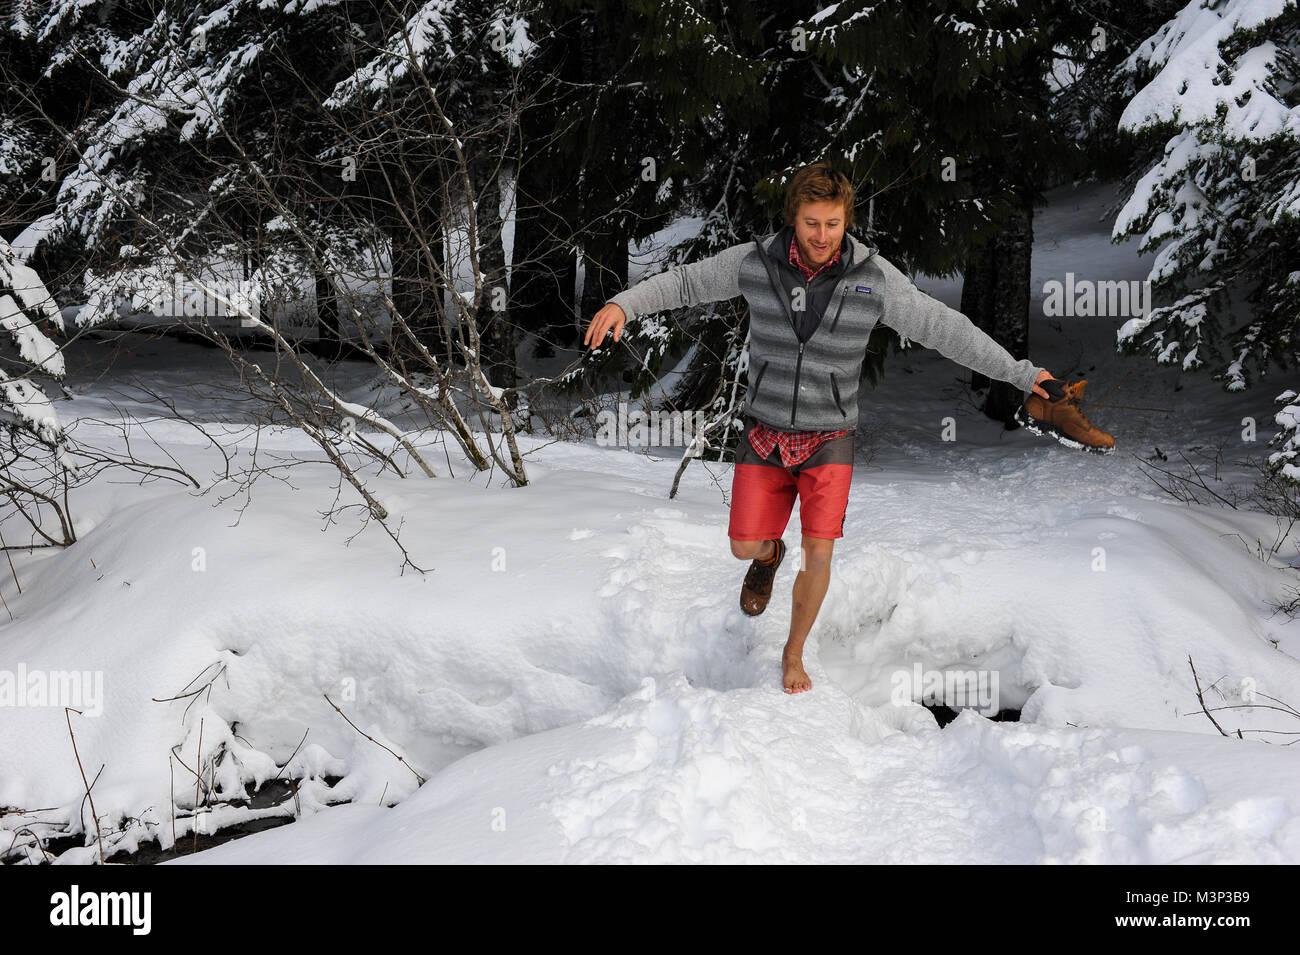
[1109,0,1296,393]
[1113,130,1204,251]
[6,215,58,265]
[4,181,1300,864]
[1119,0,1296,141]
[0,235,69,452]
[0,239,66,363]
[169,686,1300,864]
[324,1,459,108]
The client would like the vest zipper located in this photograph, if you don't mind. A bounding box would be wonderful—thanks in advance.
[803,274,811,338]
[791,340,804,427]
[790,266,819,426]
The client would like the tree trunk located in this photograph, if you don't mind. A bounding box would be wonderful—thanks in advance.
[390,219,445,368]
[578,208,628,327]
[576,7,627,329]
[961,187,1034,423]
[388,153,448,370]
[314,257,345,361]
[512,183,577,357]
[406,208,447,364]
[983,189,1033,423]
[511,19,581,357]
[471,139,516,408]
[962,241,997,392]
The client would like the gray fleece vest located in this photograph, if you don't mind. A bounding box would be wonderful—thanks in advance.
[608,230,1043,433]
[740,232,883,431]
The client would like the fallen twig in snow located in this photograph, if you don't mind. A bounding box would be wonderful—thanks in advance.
[65,706,105,864]
[1189,656,1300,743]
[1188,656,1233,737]
[324,693,427,785]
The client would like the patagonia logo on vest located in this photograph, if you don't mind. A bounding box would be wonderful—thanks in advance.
[855,285,872,293]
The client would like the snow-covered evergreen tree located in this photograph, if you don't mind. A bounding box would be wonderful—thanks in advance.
[0,235,75,472]
[9,0,348,328]
[1110,0,1300,484]
[1112,0,1299,390]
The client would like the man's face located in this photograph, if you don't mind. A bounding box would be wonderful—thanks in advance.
[792,199,847,270]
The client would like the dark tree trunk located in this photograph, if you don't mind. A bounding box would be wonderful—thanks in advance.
[390,218,447,368]
[405,207,447,364]
[472,141,517,408]
[388,152,448,371]
[984,190,1034,423]
[576,10,628,330]
[512,186,577,357]
[314,259,344,361]
[961,186,1034,423]
[962,241,997,391]
[578,207,628,326]
[511,20,581,358]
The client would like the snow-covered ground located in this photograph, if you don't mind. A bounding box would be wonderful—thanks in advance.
[3,180,1299,864]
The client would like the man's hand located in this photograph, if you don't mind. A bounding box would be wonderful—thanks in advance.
[1031,369,1056,400]
[584,303,627,350]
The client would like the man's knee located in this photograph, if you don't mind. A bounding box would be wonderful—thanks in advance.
[730,538,764,560]
[799,537,834,571]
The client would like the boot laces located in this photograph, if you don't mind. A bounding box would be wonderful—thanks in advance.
[1063,383,1093,424]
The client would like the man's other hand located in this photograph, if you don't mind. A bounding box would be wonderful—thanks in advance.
[584,303,627,350]
[1031,369,1056,400]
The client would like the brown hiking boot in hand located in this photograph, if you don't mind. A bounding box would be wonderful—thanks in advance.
[1015,378,1115,454]
[740,538,786,616]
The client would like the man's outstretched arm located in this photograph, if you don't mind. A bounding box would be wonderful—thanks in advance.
[875,254,1053,399]
[584,240,752,349]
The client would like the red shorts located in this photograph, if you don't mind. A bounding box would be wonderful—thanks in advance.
[728,417,854,541]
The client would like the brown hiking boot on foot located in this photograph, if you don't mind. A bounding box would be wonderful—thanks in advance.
[740,538,786,616]
[1015,378,1115,454]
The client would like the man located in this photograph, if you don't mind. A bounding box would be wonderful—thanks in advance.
[583,162,1113,695]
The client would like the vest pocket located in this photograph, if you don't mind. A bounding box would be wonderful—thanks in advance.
[830,371,846,417]
[828,285,851,333]
[749,359,770,402]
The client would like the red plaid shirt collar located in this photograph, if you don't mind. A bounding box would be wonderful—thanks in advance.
[788,234,841,281]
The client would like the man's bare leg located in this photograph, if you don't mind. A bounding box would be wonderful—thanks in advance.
[783,535,833,694]
[730,538,776,562]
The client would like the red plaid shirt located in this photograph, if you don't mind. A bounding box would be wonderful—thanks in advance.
[747,235,850,467]
[788,233,840,280]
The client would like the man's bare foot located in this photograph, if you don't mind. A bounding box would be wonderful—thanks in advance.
[782,650,812,694]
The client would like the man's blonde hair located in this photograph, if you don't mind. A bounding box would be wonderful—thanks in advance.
[783,162,855,231]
